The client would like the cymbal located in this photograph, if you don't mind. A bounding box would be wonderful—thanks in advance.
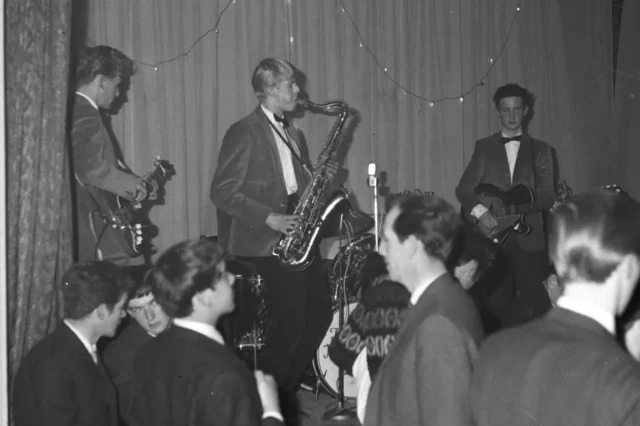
[321,208,374,238]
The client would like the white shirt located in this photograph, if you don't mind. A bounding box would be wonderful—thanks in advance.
[353,349,371,423]
[555,296,616,334]
[261,105,298,195]
[410,271,447,305]
[75,91,99,110]
[63,319,98,364]
[172,318,225,345]
[172,318,283,422]
[471,132,522,219]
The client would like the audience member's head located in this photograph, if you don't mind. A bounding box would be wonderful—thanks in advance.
[358,252,391,294]
[549,191,640,315]
[126,267,172,336]
[448,223,497,289]
[381,194,461,289]
[252,57,296,102]
[62,261,131,338]
[151,239,236,324]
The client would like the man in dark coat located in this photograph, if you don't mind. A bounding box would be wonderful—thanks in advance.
[13,261,130,426]
[127,239,283,426]
[102,266,172,423]
[471,191,640,425]
[364,194,484,426]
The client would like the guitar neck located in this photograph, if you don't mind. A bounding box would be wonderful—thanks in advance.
[509,195,559,216]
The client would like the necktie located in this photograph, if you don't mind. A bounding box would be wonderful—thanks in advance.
[273,114,290,128]
[502,135,522,144]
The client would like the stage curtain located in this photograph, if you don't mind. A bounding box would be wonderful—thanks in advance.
[613,0,640,199]
[5,0,73,399]
[82,0,612,256]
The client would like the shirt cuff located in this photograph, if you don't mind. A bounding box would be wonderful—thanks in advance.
[471,203,489,219]
[262,411,284,422]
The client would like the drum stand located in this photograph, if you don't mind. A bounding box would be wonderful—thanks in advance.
[322,212,357,422]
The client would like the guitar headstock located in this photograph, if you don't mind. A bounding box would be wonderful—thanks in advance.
[601,184,627,195]
[153,157,176,179]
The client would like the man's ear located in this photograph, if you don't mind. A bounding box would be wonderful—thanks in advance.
[524,106,530,117]
[95,304,108,321]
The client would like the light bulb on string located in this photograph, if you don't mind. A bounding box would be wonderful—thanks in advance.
[289,37,294,43]
[459,97,464,103]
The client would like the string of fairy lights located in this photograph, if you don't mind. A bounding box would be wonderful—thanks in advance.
[88,0,521,105]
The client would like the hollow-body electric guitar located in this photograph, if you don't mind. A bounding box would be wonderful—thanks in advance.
[463,182,569,247]
[85,157,175,256]
[465,182,624,247]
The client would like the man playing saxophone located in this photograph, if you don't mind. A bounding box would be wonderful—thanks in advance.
[210,57,332,420]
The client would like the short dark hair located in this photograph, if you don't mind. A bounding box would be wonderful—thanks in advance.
[492,83,534,110]
[550,191,640,284]
[126,265,154,301]
[62,261,132,319]
[151,239,226,318]
[75,45,136,87]
[448,222,496,282]
[251,57,295,102]
[389,194,462,262]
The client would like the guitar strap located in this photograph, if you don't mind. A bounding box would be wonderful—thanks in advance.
[266,120,313,178]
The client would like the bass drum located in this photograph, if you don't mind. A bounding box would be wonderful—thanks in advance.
[313,302,360,399]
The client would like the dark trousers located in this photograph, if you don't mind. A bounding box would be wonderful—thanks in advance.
[244,255,332,392]
[496,238,552,327]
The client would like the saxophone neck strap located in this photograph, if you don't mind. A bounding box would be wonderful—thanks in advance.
[267,119,312,176]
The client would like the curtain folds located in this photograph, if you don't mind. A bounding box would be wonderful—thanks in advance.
[5,0,73,389]
[82,0,613,257]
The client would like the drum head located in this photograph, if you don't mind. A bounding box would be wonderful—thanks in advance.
[313,302,360,399]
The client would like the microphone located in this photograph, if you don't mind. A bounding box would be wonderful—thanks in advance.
[367,163,380,251]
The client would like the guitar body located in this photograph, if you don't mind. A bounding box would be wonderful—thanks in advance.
[84,187,141,257]
[466,184,536,247]
[82,158,175,258]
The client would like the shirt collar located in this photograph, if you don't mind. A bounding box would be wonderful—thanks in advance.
[555,296,616,334]
[63,319,97,356]
[260,104,285,128]
[172,318,225,345]
[75,91,99,111]
[410,271,447,305]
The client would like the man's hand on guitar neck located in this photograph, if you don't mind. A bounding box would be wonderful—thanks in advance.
[478,210,498,231]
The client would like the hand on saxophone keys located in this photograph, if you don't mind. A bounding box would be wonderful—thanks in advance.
[266,213,302,235]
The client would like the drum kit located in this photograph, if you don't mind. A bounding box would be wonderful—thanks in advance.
[228,189,431,402]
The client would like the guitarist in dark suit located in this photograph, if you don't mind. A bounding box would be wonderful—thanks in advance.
[456,83,558,327]
[70,45,148,266]
[12,261,131,426]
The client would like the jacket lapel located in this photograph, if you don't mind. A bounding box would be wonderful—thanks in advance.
[253,106,287,190]
[512,134,533,187]
[486,133,512,188]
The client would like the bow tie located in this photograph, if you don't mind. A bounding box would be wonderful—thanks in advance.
[273,114,290,128]
[502,135,522,144]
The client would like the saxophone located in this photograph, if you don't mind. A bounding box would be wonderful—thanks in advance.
[273,99,351,270]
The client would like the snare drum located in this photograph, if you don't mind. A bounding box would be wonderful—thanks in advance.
[313,302,360,399]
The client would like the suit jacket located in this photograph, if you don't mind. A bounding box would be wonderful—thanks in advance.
[210,105,308,257]
[126,325,282,426]
[13,323,118,426]
[471,308,640,426]
[102,321,153,422]
[456,132,557,251]
[364,273,484,426]
[70,94,143,265]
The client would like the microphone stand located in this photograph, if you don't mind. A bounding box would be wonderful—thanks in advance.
[368,168,379,251]
[322,212,356,422]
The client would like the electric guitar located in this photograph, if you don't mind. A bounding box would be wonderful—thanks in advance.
[85,157,175,256]
[465,182,625,247]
